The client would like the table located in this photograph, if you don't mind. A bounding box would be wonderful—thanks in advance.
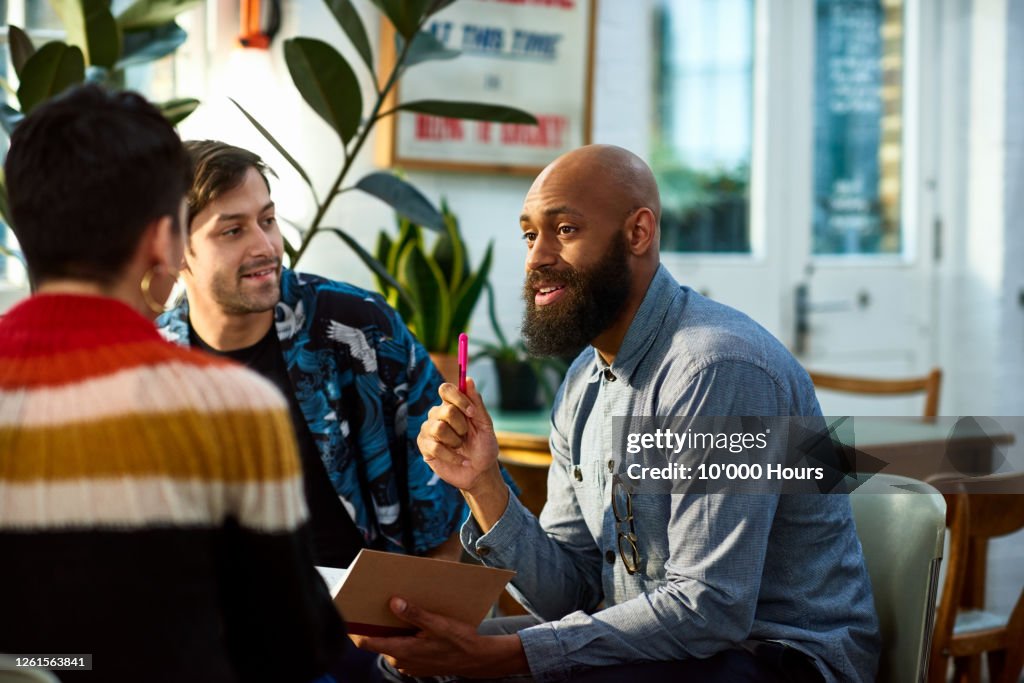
[493,410,552,516]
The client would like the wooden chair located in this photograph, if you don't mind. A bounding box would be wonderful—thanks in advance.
[927,473,1024,683]
[808,367,943,418]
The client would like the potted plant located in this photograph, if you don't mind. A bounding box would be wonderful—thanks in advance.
[230,0,536,276]
[0,0,203,267]
[370,198,492,382]
[477,283,566,412]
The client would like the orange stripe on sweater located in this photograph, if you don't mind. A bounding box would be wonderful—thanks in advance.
[0,407,301,483]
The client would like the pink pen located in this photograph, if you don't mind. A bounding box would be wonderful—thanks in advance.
[457,333,469,393]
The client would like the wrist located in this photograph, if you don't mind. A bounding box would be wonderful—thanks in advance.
[463,465,506,499]
[461,466,510,533]
[480,634,530,678]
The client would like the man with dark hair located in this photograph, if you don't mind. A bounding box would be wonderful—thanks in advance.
[158,140,464,568]
[357,145,880,683]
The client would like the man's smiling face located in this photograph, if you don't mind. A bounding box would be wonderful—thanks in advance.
[518,156,634,357]
[183,166,284,318]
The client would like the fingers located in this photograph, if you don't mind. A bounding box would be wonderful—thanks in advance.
[438,382,475,417]
[418,393,472,468]
[416,433,467,468]
[426,402,469,440]
[354,634,417,655]
[389,598,454,636]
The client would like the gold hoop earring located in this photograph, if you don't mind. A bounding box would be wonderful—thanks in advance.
[140,266,165,315]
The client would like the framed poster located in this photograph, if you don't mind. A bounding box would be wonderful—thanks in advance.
[376,0,596,176]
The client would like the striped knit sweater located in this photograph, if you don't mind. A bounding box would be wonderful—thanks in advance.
[0,294,347,682]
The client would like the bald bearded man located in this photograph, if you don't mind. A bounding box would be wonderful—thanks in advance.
[355,146,880,683]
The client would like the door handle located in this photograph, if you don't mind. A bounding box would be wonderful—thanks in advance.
[794,283,868,355]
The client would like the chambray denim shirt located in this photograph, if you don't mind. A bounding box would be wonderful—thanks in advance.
[462,266,880,682]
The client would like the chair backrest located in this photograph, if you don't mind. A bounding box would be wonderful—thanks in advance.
[927,472,1024,683]
[809,367,943,417]
[850,473,947,683]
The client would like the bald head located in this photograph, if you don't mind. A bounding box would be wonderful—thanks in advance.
[521,144,662,273]
[531,144,661,229]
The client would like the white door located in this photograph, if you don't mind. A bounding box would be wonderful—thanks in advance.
[655,0,941,416]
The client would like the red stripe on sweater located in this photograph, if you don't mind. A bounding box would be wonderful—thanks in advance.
[0,294,227,387]
[0,340,226,387]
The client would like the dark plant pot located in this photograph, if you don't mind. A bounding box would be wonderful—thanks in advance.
[495,359,541,412]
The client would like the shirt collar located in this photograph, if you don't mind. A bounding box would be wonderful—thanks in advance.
[586,264,683,385]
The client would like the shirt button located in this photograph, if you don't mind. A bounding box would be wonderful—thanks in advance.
[574,467,583,482]
[605,550,616,565]
[607,459,615,472]
[604,368,617,382]
[477,546,491,557]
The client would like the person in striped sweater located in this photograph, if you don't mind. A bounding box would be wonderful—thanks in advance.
[0,85,352,681]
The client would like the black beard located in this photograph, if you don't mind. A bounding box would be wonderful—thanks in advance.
[521,236,631,358]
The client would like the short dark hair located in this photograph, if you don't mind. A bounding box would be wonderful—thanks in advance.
[184,140,274,228]
[5,84,190,287]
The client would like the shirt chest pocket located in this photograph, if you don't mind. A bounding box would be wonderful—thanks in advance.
[564,459,610,534]
[565,458,609,491]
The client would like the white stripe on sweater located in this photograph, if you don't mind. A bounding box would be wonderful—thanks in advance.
[0,362,287,428]
[0,475,309,533]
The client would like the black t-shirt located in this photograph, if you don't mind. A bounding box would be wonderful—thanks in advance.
[190,324,364,568]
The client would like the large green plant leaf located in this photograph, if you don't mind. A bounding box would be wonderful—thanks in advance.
[117,0,203,32]
[157,97,198,125]
[8,26,36,78]
[84,1,122,68]
[449,241,493,353]
[388,218,420,282]
[355,172,444,231]
[400,30,459,68]
[431,199,465,294]
[284,37,362,143]
[230,98,318,200]
[395,100,537,124]
[49,0,88,61]
[49,0,120,67]
[369,0,429,41]
[117,21,186,68]
[399,241,450,351]
[17,43,86,113]
[374,231,394,296]
[325,0,373,71]
[387,220,420,322]
[325,228,414,310]
[426,0,458,16]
